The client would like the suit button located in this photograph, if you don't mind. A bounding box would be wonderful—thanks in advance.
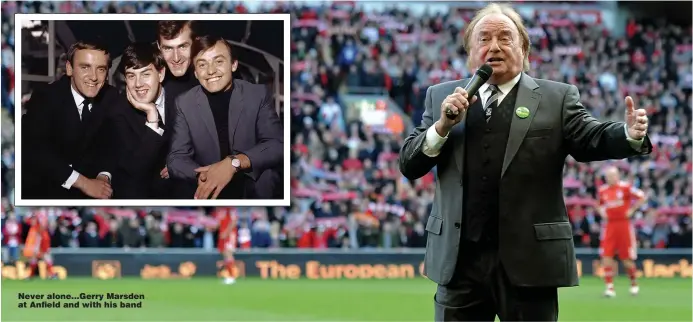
[483,159,490,164]
[454,223,461,229]
[482,176,488,181]
[483,143,489,148]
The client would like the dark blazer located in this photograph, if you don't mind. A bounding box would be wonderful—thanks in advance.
[167,79,283,198]
[110,88,177,199]
[21,75,117,199]
[399,73,652,288]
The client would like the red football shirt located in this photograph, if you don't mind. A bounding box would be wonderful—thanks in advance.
[598,182,645,222]
[215,208,237,239]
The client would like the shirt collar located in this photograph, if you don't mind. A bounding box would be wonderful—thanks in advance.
[480,72,522,95]
[70,84,86,108]
[155,87,165,108]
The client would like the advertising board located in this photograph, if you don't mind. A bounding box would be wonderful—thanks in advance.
[2,250,690,280]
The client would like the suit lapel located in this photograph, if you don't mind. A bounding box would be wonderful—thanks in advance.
[58,77,82,131]
[78,90,109,152]
[227,80,244,151]
[453,81,477,175]
[63,88,82,136]
[164,88,176,130]
[196,87,221,155]
[130,108,147,136]
[501,73,541,177]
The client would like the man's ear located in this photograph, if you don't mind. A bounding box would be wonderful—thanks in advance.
[159,67,166,83]
[66,61,73,77]
[231,60,238,72]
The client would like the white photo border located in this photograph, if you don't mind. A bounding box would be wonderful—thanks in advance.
[13,13,291,207]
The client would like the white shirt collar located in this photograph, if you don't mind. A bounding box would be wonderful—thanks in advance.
[480,72,522,96]
[155,87,165,108]
[155,88,166,124]
[70,84,87,109]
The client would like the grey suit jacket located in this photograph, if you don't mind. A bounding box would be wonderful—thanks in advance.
[399,73,652,288]
[167,79,283,190]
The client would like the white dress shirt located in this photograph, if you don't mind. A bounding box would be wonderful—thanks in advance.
[421,73,644,158]
[61,86,112,189]
[144,89,166,136]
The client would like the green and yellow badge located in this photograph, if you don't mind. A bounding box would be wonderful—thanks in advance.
[515,106,530,119]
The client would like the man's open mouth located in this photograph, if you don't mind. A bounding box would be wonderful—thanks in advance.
[487,57,504,62]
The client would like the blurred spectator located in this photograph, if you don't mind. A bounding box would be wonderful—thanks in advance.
[2,212,21,263]
[251,217,272,248]
[80,222,101,248]
[121,218,144,248]
[102,220,122,248]
[169,223,190,248]
[52,219,73,248]
[146,219,166,248]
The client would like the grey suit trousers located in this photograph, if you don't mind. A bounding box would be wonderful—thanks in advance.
[434,242,558,321]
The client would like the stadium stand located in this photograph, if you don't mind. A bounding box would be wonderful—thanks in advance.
[0,2,690,260]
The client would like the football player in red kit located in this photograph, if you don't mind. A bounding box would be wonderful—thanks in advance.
[23,210,57,279]
[216,208,238,285]
[597,166,647,297]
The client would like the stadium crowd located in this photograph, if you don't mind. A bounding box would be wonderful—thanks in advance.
[1,2,691,259]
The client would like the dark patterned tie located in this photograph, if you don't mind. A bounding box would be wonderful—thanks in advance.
[484,85,500,122]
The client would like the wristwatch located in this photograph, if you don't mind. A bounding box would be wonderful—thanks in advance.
[229,157,241,169]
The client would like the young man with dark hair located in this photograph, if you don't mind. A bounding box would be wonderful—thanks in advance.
[22,39,116,199]
[168,35,283,200]
[156,21,199,98]
[156,21,202,199]
[110,42,177,199]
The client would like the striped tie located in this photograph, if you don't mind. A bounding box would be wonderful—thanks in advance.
[484,85,500,122]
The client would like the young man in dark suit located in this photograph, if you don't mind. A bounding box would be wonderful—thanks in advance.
[157,21,199,101]
[21,40,115,199]
[156,20,200,198]
[111,42,176,199]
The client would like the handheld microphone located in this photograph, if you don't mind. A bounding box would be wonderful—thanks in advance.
[445,64,494,120]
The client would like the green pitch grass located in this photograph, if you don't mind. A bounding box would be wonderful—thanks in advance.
[1,277,691,321]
